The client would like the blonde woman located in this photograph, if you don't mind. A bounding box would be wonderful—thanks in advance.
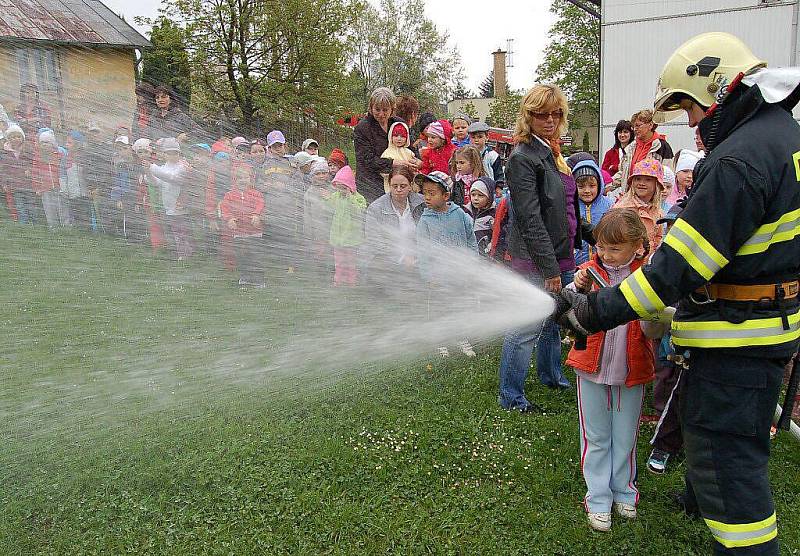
[498,84,583,411]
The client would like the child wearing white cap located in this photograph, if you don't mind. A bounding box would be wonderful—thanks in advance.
[149,137,194,259]
[302,138,319,157]
[33,129,65,229]
[666,149,703,206]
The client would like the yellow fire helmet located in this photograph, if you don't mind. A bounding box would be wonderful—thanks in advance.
[653,32,767,123]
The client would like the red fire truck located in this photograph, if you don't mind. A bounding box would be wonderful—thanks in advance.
[486,127,515,163]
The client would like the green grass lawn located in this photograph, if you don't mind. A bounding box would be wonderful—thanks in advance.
[1,221,798,555]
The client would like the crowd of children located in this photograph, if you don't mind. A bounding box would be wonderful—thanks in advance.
[2,96,730,533]
[0,107,514,292]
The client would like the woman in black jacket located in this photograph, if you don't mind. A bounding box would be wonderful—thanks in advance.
[354,87,420,203]
[146,85,196,142]
[498,84,578,412]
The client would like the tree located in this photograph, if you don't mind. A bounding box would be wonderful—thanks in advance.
[477,70,511,99]
[451,82,472,101]
[141,17,192,105]
[478,71,494,98]
[487,93,522,129]
[348,0,466,109]
[461,101,479,121]
[536,0,600,131]
[156,0,357,131]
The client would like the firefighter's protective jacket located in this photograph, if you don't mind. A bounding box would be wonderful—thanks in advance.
[592,75,800,358]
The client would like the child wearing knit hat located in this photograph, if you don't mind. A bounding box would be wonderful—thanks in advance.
[380,122,419,193]
[303,158,336,279]
[451,115,472,148]
[419,120,456,175]
[463,176,496,256]
[328,148,348,175]
[1,124,34,223]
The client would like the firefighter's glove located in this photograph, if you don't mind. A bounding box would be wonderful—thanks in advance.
[553,289,601,336]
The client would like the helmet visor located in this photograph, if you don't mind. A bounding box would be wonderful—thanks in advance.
[652,109,683,124]
[655,91,694,113]
[654,90,703,123]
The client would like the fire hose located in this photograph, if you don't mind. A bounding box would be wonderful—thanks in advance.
[775,354,800,442]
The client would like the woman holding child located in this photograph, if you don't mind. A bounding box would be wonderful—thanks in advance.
[354,87,421,204]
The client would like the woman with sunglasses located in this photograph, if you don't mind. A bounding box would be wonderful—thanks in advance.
[497,84,584,412]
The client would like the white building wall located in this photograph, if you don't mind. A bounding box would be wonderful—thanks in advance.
[600,0,800,156]
[446,98,494,122]
[604,0,773,23]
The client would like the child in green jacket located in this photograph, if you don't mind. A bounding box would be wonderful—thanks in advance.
[328,165,366,286]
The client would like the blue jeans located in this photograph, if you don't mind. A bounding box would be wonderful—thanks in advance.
[537,270,574,388]
[498,264,573,410]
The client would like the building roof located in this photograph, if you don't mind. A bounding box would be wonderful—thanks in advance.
[0,0,151,48]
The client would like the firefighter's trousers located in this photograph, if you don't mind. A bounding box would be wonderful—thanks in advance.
[680,349,786,555]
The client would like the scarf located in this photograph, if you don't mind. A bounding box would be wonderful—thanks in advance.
[456,172,476,187]
[548,138,572,175]
[630,132,662,173]
[456,172,477,204]
[665,181,687,207]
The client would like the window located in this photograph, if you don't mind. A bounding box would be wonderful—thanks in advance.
[16,46,61,93]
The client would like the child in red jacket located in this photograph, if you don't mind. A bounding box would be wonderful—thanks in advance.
[220,164,265,287]
[419,120,456,175]
[566,208,654,533]
[2,124,33,223]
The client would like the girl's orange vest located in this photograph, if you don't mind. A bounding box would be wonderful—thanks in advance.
[565,257,655,387]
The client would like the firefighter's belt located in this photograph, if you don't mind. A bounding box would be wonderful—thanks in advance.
[695,281,799,302]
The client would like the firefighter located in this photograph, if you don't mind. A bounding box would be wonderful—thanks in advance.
[556,32,800,554]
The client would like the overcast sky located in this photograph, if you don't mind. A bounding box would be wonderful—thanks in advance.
[104,0,555,94]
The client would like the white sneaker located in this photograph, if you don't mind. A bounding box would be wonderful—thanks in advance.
[458,340,476,357]
[613,502,637,519]
[587,512,612,532]
[437,346,450,358]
